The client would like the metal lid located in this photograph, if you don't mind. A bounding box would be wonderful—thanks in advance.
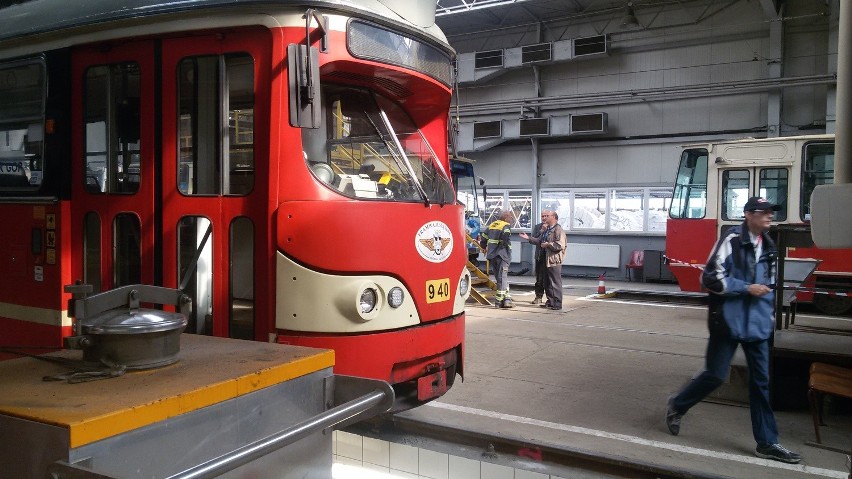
[82,308,187,335]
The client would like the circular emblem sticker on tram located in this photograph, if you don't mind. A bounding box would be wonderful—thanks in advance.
[415,221,454,263]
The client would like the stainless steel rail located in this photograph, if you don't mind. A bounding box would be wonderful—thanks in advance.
[167,388,389,479]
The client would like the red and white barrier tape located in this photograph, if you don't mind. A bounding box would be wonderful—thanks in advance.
[779,286,852,298]
[663,255,705,271]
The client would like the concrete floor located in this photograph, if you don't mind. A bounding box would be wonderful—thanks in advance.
[397,278,852,479]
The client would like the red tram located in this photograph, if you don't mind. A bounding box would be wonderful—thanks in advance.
[0,0,470,408]
[666,134,852,315]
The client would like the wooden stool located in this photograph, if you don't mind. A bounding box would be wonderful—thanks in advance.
[807,362,852,453]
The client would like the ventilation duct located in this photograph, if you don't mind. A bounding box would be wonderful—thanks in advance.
[458,35,606,84]
[573,35,608,58]
[475,50,503,69]
[521,43,552,64]
[519,118,550,136]
[569,113,608,134]
[473,121,502,139]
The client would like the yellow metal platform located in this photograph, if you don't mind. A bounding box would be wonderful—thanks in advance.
[0,335,334,448]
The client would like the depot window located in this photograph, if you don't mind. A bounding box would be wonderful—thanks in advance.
[178,54,254,196]
[610,190,644,232]
[573,191,607,230]
[537,188,671,234]
[0,57,46,192]
[481,190,532,229]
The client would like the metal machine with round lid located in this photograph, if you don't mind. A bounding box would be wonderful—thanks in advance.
[64,284,191,370]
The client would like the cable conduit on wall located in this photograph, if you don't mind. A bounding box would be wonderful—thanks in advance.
[456,73,837,116]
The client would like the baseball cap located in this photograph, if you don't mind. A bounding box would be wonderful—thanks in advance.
[743,197,781,212]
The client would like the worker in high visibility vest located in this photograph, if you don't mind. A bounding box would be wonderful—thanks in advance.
[481,210,514,308]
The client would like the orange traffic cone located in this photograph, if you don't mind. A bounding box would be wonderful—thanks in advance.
[597,273,606,294]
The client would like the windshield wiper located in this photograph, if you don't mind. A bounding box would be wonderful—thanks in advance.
[367,110,430,206]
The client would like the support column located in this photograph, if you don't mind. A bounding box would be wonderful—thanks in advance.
[531,65,542,221]
[766,11,783,137]
[836,0,851,183]
[826,0,839,133]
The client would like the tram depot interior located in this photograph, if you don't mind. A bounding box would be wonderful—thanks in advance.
[2,0,852,478]
[441,0,841,277]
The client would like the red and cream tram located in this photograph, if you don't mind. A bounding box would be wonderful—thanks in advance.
[0,0,469,408]
[666,134,852,315]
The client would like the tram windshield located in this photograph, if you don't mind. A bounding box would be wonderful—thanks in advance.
[0,59,45,191]
[302,85,454,205]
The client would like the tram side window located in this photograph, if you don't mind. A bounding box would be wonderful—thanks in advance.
[230,217,254,340]
[759,168,788,221]
[114,213,141,287]
[178,54,254,196]
[721,170,750,220]
[801,142,834,221]
[669,149,707,219]
[83,212,102,293]
[84,63,141,194]
[178,216,214,335]
[0,58,45,192]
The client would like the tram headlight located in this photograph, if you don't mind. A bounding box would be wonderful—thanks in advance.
[360,288,378,314]
[387,287,404,308]
[459,274,470,297]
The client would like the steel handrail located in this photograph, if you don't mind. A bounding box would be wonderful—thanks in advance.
[167,389,388,479]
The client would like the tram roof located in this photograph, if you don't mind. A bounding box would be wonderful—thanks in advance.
[680,133,835,149]
[0,0,450,51]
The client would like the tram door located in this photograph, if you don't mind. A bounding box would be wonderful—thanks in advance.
[717,166,790,236]
[71,42,157,295]
[160,31,271,339]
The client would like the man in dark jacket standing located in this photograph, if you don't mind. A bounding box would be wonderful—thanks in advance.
[527,211,550,304]
[521,211,566,310]
[664,197,800,464]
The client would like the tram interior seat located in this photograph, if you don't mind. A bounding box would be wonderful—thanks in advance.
[338,174,378,198]
[625,250,644,281]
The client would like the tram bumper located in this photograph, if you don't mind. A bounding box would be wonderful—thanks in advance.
[277,313,464,409]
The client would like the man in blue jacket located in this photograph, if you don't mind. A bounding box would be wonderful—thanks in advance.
[664,197,800,464]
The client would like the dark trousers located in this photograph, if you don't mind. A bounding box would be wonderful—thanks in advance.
[670,334,778,447]
[545,265,563,309]
[533,254,546,299]
[491,256,510,300]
